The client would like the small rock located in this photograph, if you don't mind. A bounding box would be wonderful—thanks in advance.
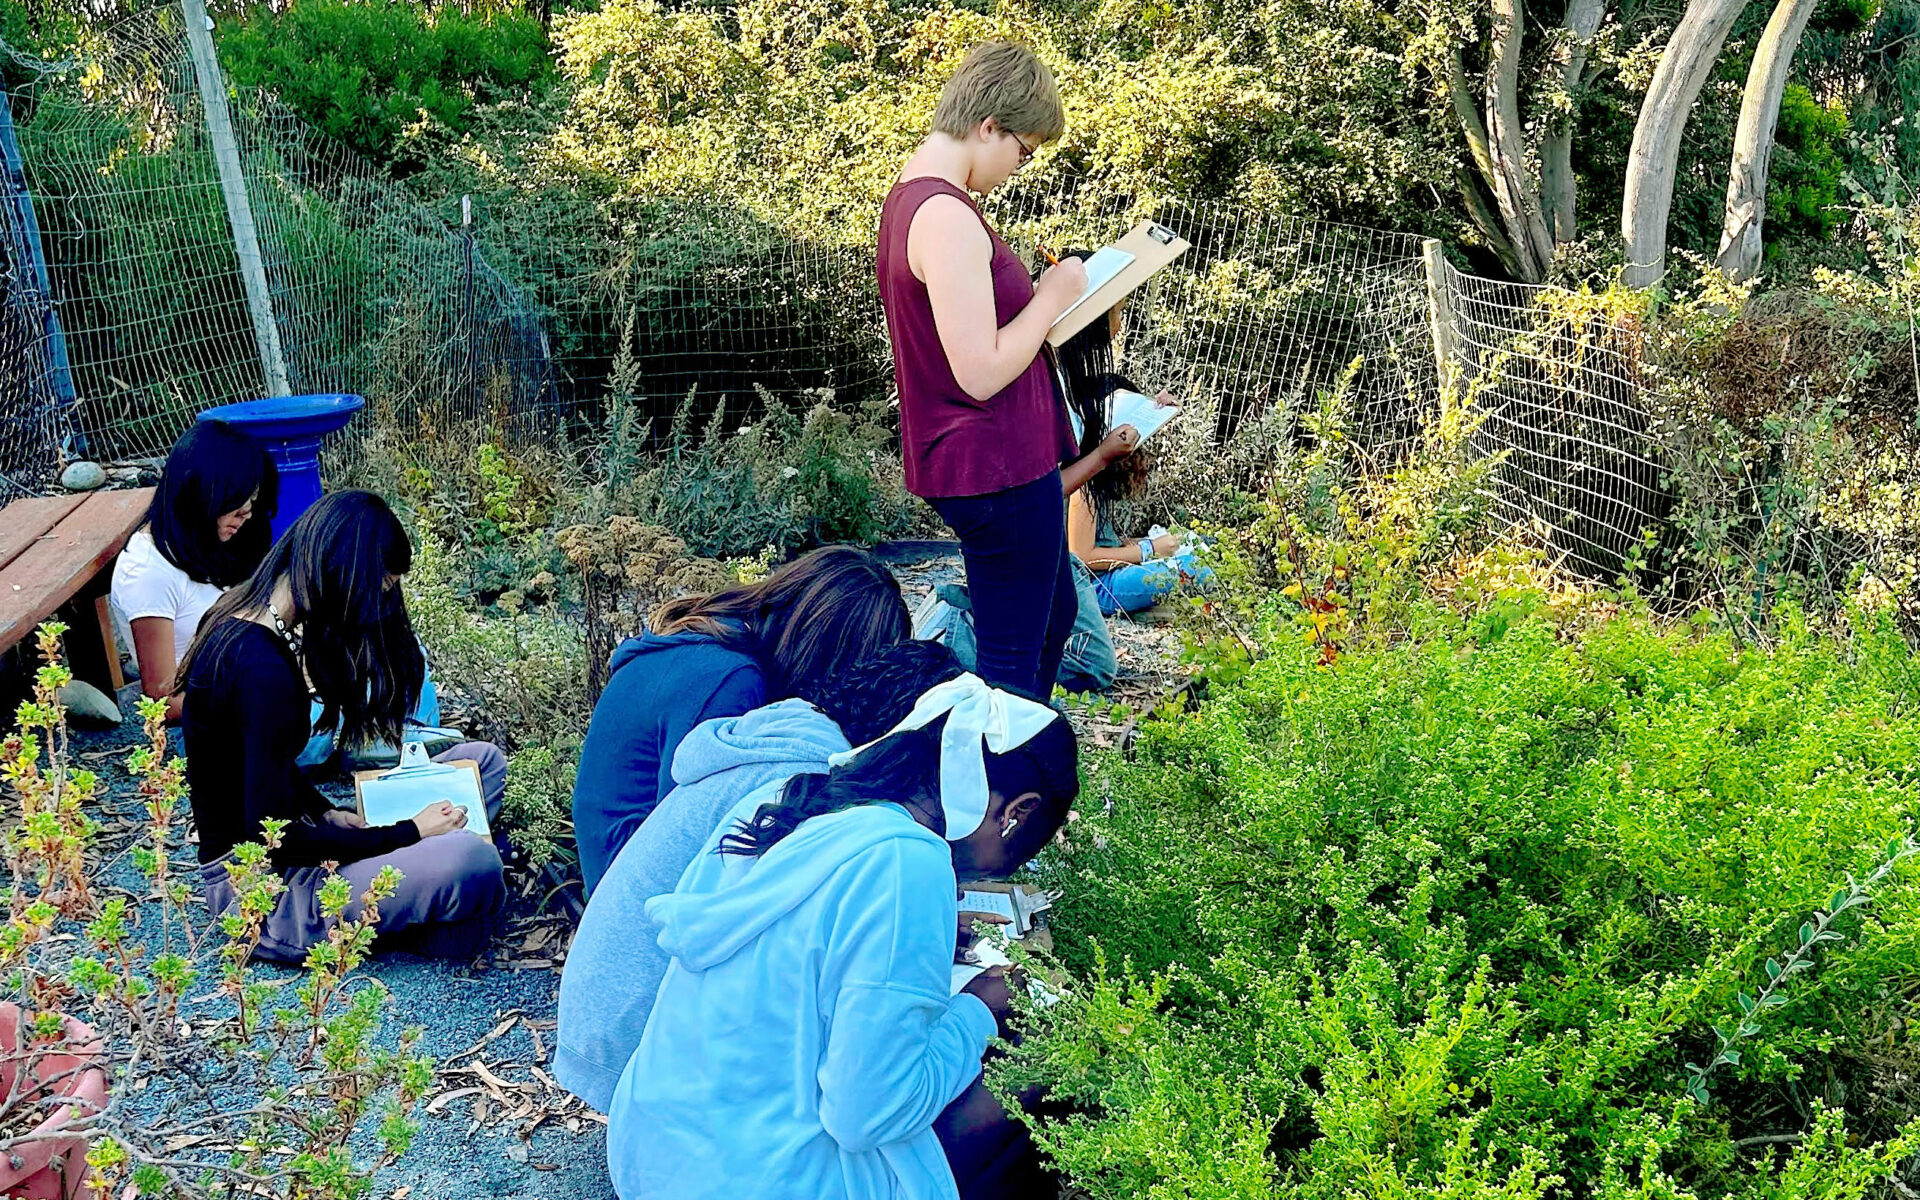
[59,461,106,492]
[56,680,121,728]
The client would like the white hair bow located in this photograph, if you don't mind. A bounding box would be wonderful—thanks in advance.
[825,673,1057,840]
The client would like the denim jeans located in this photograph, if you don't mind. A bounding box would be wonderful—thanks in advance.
[929,470,1078,697]
[920,560,1117,694]
[1090,553,1217,617]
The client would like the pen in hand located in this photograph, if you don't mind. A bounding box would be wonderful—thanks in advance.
[1039,244,1060,266]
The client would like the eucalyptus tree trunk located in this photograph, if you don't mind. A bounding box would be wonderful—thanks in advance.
[1716,0,1821,281]
[1621,0,1751,289]
[1446,0,1609,281]
[1485,0,1557,280]
[1540,0,1605,243]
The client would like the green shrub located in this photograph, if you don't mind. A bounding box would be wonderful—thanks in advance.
[500,743,579,872]
[1766,86,1849,245]
[217,0,554,170]
[1646,249,1920,632]
[601,383,929,560]
[999,598,1920,1198]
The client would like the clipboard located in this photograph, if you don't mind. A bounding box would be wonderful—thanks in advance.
[352,741,490,839]
[1047,219,1190,347]
[957,882,1054,942]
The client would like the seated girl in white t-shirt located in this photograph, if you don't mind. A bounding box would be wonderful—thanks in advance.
[112,422,279,722]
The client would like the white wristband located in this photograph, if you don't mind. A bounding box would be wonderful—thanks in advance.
[1138,539,1156,563]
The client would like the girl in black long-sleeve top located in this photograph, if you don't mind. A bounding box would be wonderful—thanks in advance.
[180,490,507,962]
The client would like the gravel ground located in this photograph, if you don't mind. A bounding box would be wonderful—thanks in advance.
[71,705,612,1200]
[61,548,1185,1199]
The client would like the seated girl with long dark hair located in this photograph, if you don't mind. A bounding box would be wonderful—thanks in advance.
[606,675,1077,1200]
[178,491,509,963]
[1054,275,1214,617]
[571,545,909,895]
[111,421,278,722]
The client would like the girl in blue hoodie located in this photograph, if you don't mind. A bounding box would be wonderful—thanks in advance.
[607,676,1078,1200]
[557,640,969,1113]
[571,545,909,894]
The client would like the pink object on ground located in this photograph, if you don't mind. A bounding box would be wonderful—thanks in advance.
[0,1002,109,1200]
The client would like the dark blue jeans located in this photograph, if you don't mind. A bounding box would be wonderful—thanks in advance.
[931,469,1077,697]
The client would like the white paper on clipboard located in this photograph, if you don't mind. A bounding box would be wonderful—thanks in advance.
[1051,247,1136,329]
[1108,390,1177,446]
[354,741,490,839]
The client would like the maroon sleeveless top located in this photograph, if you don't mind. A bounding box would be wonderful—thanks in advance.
[877,177,1078,499]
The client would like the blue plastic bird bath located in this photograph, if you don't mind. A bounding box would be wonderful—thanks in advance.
[198,394,365,543]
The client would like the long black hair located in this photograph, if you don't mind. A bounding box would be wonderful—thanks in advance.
[720,696,1079,860]
[1054,250,1148,519]
[148,421,279,587]
[810,639,966,747]
[177,490,424,747]
[650,545,909,703]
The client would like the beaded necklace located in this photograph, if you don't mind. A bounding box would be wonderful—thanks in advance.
[265,602,320,701]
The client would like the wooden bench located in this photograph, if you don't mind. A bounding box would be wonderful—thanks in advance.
[0,489,154,688]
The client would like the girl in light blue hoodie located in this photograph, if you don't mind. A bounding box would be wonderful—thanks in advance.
[558,641,969,1112]
[607,676,1078,1200]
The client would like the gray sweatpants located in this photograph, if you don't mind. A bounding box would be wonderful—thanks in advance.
[201,742,510,964]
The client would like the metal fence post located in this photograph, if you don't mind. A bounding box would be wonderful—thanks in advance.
[462,194,477,419]
[1422,238,1459,390]
[181,0,290,398]
[0,87,80,436]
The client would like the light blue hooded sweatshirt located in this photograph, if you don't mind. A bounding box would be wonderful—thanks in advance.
[556,699,850,1112]
[607,800,996,1200]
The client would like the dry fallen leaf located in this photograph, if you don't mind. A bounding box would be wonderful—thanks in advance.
[468,1060,528,1099]
[426,1086,485,1115]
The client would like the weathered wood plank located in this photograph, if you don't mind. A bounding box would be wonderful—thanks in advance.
[0,489,154,652]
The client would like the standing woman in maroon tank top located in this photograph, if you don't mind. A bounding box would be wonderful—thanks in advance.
[877,41,1089,698]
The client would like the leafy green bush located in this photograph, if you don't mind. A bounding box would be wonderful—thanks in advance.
[596,379,929,560]
[1645,243,1920,633]
[1766,86,1849,245]
[541,0,1456,244]
[998,596,1920,1198]
[217,0,554,170]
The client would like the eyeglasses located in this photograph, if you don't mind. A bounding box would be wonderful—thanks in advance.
[1006,128,1038,167]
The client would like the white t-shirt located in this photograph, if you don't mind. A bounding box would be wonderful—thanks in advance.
[110,529,226,667]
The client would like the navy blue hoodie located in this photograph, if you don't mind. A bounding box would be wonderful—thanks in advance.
[571,630,767,894]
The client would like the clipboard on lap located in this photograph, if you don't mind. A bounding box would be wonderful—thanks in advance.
[1047,219,1191,347]
[353,741,490,840]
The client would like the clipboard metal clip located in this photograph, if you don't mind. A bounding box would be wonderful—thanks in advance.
[382,740,463,780]
[1147,223,1176,245]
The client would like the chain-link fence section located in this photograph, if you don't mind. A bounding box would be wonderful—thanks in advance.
[0,7,554,481]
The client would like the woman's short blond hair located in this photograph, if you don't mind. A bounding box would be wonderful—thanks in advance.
[930,41,1065,143]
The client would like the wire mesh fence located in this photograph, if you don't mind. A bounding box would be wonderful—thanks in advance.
[983,185,1437,451]
[0,6,556,479]
[1441,264,1669,578]
[0,5,1700,582]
